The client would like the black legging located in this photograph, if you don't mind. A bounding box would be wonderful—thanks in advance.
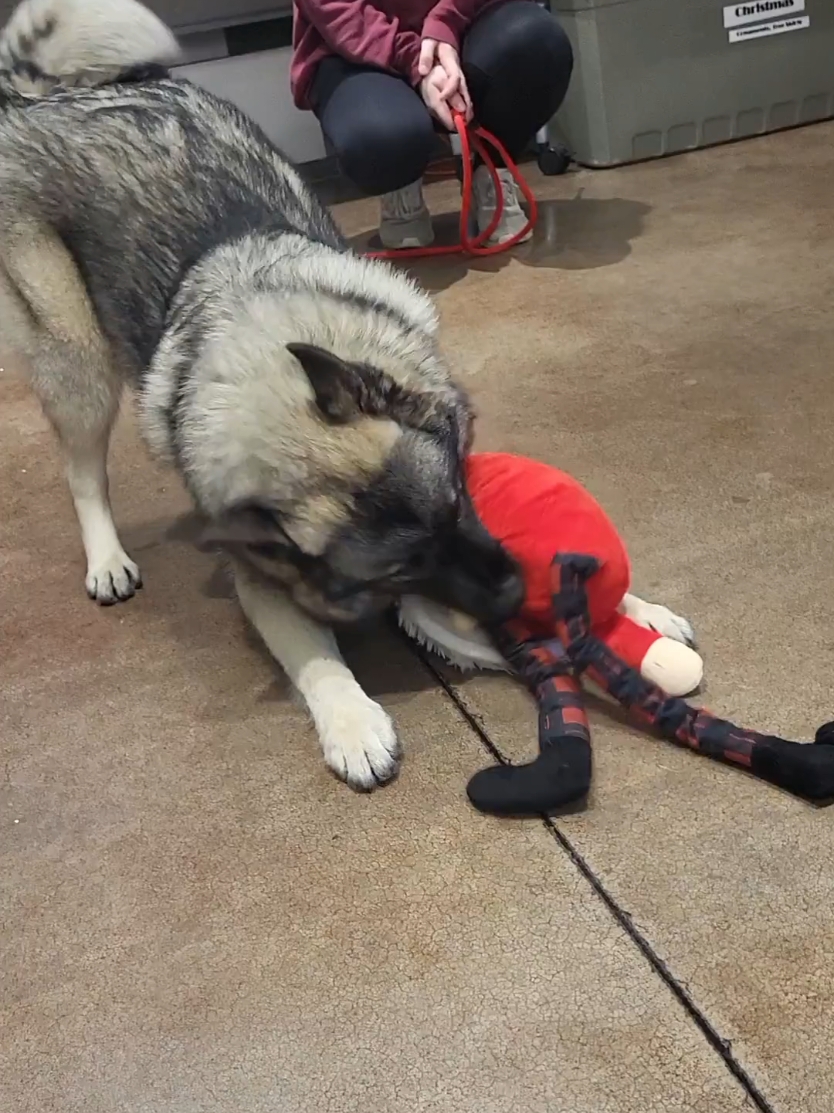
[309,1,573,196]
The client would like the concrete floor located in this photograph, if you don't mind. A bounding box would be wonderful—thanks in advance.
[3,122,834,1112]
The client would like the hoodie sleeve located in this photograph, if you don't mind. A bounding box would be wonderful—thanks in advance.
[422,0,485,49]
[294,0,423,84]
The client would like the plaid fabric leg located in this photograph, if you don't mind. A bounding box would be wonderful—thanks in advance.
[492,627,591,754]
[538,554,759,766]
[539,554,834,801]
[468,610,593,817]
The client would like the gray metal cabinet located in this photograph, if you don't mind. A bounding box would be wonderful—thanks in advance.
[552,0,834,166]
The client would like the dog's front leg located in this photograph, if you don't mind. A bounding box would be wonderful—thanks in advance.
[234,567,401,790]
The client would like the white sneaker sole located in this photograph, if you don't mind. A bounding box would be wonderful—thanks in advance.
[379,208,435,250]
[484,224,534,247]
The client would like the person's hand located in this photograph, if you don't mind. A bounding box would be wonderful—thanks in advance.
[418,39,472,122]
[419,64,456,130]
[418,38,472,128]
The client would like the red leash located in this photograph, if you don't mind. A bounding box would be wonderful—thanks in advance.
[366,111,538,261]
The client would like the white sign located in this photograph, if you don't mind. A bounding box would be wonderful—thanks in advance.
[728,14,810,40]
[723,0,805,28]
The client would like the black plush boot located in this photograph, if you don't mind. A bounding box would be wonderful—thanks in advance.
[467,631,593,818]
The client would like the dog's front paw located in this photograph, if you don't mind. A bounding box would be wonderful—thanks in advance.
[315,683,401,791]
[86,549,143,605]
[636,602,696,648]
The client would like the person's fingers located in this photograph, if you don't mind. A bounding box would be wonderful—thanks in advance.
[437,44,462,90]
[458,74,473,118]
[418,38,437,77]
[434,45,471,121]
[426,62,457,102]
[432,91,454,130]
[439,69,458,99]
[421,68,456,129]
[436,42,459,72]
[448,96,469,126]
[419,72,440,111]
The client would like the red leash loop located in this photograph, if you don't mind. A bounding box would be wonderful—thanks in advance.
[366,111,538,260]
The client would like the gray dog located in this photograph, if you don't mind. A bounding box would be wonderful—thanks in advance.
[0,0,527,789]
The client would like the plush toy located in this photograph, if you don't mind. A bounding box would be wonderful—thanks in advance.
[399,452,834,817]
[402,454,704,695]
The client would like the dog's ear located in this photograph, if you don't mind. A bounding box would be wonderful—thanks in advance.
[197,499,290,552]
[287,343,368,423]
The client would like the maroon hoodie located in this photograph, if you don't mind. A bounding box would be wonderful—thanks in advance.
[291,0,500,109]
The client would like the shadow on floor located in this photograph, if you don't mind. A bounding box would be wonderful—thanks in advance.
[347,194,651,294]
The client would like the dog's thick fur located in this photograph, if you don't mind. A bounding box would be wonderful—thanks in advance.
[0,0,529,789]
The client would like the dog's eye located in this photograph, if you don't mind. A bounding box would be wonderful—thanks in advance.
[394,551,434,578]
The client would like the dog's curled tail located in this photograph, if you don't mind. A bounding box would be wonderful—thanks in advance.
[0,0,180,99]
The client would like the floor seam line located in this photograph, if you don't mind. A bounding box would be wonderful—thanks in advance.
[410,644,779,1113]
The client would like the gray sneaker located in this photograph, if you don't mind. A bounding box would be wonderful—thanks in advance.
[379,180,434,249]
[472,164,533,246]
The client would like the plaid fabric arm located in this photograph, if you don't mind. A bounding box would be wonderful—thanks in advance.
[490,562,598,755]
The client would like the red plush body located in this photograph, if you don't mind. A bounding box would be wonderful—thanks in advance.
[457,451,834,817]
[464,452,660,670]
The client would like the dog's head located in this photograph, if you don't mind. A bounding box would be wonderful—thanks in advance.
[201,343,523,627]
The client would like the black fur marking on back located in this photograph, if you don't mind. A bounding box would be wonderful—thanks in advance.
[251,264,423,338]
[163,297,209,472]
[7,13,61,88]
[320,284,427,338]
[27,78,345,375]
[115,64,172,85]
[8,50,52,84]
[19,14,57,54]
